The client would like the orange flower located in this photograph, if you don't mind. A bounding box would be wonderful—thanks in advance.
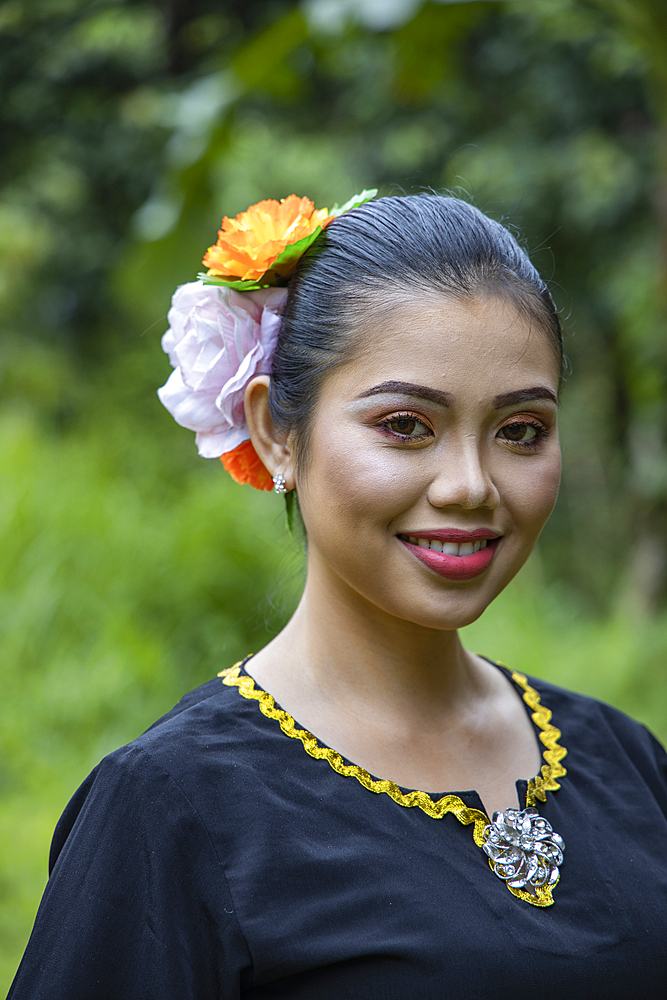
[203,195,333,284]
[220,439,274,491]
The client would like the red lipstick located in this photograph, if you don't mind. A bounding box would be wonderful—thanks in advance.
[397,529,501,581]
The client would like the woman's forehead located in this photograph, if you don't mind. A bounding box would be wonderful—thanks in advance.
[331,292,561,401]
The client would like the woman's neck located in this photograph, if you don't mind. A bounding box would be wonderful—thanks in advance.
[251,562,489,729]
[245,564,541,815]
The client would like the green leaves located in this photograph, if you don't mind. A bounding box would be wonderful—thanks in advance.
[330,188,378,216]
[197,273,271,291]
[269,225,325,275]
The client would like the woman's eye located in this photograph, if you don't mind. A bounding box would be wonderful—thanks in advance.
[497,421,546,448]
[380,414,431,441]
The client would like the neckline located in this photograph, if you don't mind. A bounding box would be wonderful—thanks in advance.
[218,657,568,908]
[219,656,567,814]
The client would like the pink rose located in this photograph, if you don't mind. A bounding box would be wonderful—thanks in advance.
[157,281,288,458]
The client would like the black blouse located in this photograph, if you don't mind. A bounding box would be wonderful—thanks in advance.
[9,660,667,999]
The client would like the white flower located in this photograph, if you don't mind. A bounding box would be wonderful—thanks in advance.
[157,281,288,458]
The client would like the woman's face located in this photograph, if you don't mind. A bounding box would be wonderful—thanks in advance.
[293,292,562,630]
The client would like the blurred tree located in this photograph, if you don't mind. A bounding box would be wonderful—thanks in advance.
[582,0,667,614]
[0,0,297,350]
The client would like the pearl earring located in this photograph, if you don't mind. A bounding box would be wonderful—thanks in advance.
[272,474,287,494]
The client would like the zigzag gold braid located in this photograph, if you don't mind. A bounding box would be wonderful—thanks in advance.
[504,670,568,807]
[219,661,568,908]
[507,880,557,907]
[219,664,489,845]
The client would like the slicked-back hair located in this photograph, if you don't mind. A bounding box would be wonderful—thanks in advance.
[268,194,562,471]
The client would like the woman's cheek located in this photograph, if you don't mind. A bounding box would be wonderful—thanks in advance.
[508,453,562,532]
[309,430,413,511]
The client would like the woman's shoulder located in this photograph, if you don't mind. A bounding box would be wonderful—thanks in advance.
[138,673,243,748]
[49,669,275,868]
[15,675,253,999]
[524,670,659,739]
[131,665,269,759]
[520,669,667,795]
[98,666,273,766]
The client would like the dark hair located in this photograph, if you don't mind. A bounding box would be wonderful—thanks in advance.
[268,194,562,471]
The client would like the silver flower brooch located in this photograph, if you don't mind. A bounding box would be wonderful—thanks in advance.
[482,808,565,897]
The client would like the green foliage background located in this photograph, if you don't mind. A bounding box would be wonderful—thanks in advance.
[2,0,667,988]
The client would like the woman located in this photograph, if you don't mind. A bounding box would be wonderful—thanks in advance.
[10,192,667,997]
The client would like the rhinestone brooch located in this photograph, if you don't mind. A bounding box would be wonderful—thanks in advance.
[482,808,565,891]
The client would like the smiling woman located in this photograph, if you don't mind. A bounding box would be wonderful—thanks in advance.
[9,195,667,998]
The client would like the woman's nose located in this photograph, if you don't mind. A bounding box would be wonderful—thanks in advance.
[426,441,500,510]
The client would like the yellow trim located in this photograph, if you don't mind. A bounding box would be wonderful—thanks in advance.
[219,663,489,841]
[507,879,558,907]
[507,670,568,807]
[218,659,567,909]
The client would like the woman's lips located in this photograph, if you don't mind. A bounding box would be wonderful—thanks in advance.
[397,532,501,581]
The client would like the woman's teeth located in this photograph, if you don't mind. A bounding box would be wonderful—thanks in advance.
[404,536,489,556]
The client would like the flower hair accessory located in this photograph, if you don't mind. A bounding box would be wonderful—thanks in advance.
[158,190,376,489]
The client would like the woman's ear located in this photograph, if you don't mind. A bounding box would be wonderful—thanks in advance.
[244,376,295,489]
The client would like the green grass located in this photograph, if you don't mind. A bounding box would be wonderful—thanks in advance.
[2,345,666,992]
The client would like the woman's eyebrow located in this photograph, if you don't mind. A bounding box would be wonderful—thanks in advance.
[355,381,453,407]
[492,387,558,409]
[354,381,558,410]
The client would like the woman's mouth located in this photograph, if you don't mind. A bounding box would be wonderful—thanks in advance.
[397,533,501,581]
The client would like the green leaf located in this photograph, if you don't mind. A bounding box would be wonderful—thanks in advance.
[330,189,378,217]
[269,227,324,275]
[196,273,271,292]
